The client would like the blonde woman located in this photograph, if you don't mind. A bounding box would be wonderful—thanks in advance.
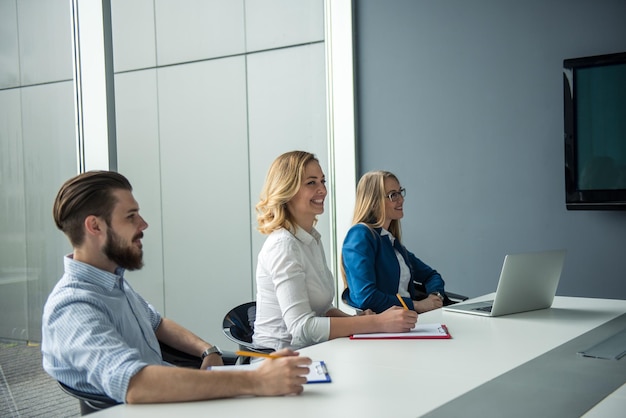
[253,151,417,350]
[342,171,447,314]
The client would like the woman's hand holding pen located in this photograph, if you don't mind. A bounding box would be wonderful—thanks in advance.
[377,306,418,333]
[252,349,312,396]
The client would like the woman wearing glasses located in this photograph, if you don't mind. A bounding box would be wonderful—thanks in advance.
[341,171,446,314]
[253,152,417,351]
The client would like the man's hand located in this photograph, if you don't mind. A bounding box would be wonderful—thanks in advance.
[252,349,312,396]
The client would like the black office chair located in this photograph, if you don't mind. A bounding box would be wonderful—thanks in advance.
[159,341,202,368]
[58,341,235,415]
[58,381,119,416]
[222,301,272,364]
[412,281,468,306]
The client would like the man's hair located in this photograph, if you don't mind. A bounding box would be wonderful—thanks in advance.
[53,171,133,246]
[352,170,402,240]
[256,151,318,235]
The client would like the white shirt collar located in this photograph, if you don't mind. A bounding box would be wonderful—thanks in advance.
[293,225,321,244]
[380,228,395,244]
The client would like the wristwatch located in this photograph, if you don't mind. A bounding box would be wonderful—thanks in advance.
[431,292,444,301]
[201,346,222,359]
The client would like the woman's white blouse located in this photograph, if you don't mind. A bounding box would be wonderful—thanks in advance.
[381,228,412,298]
[253,226,334,350]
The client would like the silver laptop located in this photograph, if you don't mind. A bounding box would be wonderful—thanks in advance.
[443,249,566,317]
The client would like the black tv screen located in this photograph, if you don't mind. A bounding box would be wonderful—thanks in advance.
[563,51,626,210]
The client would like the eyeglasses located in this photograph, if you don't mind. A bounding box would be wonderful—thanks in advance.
[386,188,406,202]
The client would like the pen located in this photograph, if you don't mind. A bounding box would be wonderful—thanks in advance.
[235,350,280,359]
[396,293,409,310]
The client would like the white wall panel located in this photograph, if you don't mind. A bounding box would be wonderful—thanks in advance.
[325,0,358,310]
[0,89,25,270]
[0,0,20,88]
[111,0,157,72]
[20,81,76,341]
[17,0,73,84]
[114,69,165,312]
[247,43,329,289]
[154,0,245,66]
[0,88,27,341]
[74,0,116,171]
[245,0,324,52]
[157,57,250,345]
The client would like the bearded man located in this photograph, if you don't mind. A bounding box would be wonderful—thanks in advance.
[42,171,310,405]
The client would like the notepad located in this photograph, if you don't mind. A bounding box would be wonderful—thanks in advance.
[350,323,451,340]
[207,360,331,383]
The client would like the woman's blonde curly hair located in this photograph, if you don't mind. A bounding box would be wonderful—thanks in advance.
[256,151,319,235]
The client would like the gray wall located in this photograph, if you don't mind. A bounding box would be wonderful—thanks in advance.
[353,0,626,299]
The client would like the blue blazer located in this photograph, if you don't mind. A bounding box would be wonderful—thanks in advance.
[341,224,445,313]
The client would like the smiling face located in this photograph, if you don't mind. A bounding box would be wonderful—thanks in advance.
[103,189,148,270]
[383,176,404,230]
[286,160,327,232]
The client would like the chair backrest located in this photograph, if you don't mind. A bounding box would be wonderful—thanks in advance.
[160,341,202,368]
[222,301,272,356]
[57,381,119,415]
[222,301,256,349]
[340,288,363,314]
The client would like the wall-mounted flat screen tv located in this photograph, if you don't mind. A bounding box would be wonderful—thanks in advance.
[563,51,626,210]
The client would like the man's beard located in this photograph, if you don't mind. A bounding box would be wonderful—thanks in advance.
[104,227,144,271]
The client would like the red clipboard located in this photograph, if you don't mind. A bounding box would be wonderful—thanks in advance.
[350,323,451,340]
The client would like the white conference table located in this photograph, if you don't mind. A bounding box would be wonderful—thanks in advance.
[93,295,626,418]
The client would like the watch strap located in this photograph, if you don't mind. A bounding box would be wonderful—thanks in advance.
[201,346,222,359]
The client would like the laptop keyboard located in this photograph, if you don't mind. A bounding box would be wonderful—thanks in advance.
[475,306,493,313]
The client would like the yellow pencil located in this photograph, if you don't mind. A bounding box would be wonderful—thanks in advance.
[235,350,280,359]
[396,293,409,310]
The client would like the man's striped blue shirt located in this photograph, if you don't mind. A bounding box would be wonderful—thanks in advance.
[42,255,167,402]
